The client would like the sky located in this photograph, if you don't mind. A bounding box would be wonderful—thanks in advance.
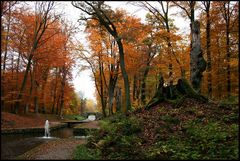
[55,1,190,102]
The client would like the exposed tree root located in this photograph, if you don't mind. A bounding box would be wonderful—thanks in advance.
[145,78,208,110]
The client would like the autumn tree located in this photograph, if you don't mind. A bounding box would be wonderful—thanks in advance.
[0,1,78,115]
[201,1,212,97]
[200,1,239,99]
[131,2,188,104]
[1,1,18,111]
[217,1,238,97]
[13,1,56,113]
[72,1,132,113]
[134,1,184,80]
[172,1,207,92]
[75,42,108,117]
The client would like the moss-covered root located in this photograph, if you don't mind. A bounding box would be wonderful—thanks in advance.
[177,79,208,103]
[145,78,208,110]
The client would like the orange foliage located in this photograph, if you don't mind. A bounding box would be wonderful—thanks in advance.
[1,4,77,115]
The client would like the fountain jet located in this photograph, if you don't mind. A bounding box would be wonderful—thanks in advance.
[44,120,50,138]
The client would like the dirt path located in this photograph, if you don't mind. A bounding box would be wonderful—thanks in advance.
[17,138,87,160]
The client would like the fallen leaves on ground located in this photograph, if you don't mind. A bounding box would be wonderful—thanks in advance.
[1,112,62,129]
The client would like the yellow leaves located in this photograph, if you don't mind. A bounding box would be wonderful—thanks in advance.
[230,58,238,67]
[102,55,115,64]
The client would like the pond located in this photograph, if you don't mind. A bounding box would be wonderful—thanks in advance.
[1,126,87,160]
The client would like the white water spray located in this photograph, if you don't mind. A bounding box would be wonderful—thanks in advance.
[44,120,50,138]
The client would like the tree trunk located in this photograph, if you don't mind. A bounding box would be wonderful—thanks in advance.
[108,78,116,115]
[51,68,58,114]
[59,66,66,117]
[56,94,61,115]
[83,3,132,113]
[1,4,11,111]
[190,21,206,92]
[133,75,137,101]
[34,93,39,113]
[115,86,122,112]
[146,77,208,110]
[107,45,119,115]
[141,65,150,105]
[145,75,164,110]
[226,22,231,97]
[205,2,212,98]
[99,59,107,117]
[24,70,34,114]
[14,54,34,114]
[41,67,49,113]
[116,39,131,112]
[136,78,141,101]
[80,98,84,114]
[166,19,173,86]
[216,37,222,99]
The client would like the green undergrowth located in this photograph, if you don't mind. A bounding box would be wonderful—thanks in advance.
[64,114,86,121]
[219,95,239,106]
[73,144,101,160]
[146,120,238,160]
[73,99,239,160]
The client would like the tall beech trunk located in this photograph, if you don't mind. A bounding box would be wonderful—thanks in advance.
[108,40,119,115]
[116,39,131,112]
[115,86,122,112]
[205,1,212,97]
[140,41,156,105]
[108,80,114,115]
[14,54,34,113]
[51,68,58,114]
[108,75,118,115]
[133,75,137,101]
[141,65,150,105]
[34,91,39,113]
[216,37,222,99]
[59,66,66,117]
[24,70,34,114]
[226,19,231,97]
[99,59,107,117]
[190,21,206,92]
[41,67,49,113]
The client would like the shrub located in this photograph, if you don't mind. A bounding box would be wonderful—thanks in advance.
[85,113,143,160]
[73,144,101,160]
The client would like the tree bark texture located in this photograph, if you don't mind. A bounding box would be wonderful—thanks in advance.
[190,21,206,92]
[116,40,131,112]
[115,86,122,112]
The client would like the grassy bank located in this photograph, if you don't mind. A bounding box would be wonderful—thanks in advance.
[73,98,239,160]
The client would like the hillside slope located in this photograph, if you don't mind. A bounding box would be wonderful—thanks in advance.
[74,98,239,160]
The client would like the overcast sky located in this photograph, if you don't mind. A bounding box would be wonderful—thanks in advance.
[54,1,190,102]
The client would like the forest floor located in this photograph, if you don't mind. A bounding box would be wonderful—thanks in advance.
[16,138,87,160]
[73,97,239,160]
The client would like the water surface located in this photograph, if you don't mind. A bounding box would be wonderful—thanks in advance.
[1,126,85,159]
